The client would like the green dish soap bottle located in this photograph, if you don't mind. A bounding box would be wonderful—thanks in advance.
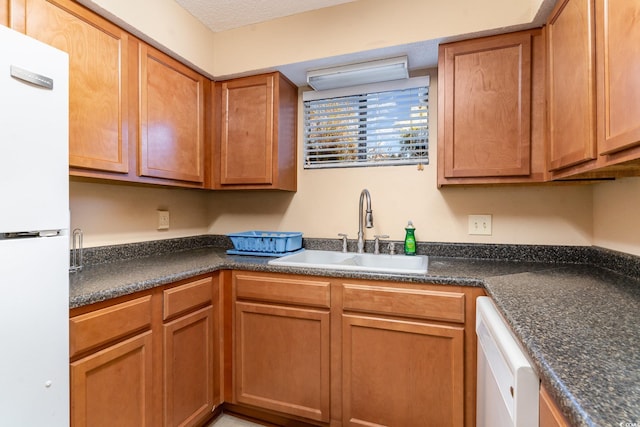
[404,220,416,256]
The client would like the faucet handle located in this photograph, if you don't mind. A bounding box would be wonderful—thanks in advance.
[373,234,389,254]
[388,242,396,255]
[338,233,348,253]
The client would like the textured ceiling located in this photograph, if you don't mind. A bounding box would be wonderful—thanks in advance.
[175,0,356,32]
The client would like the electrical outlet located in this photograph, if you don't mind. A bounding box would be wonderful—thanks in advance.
[157,210,170,230]
[468,214,492,235]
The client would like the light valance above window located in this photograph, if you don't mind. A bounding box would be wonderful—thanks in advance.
[302,76,429,169]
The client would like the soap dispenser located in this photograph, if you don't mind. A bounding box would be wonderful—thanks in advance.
[404,221,416,256]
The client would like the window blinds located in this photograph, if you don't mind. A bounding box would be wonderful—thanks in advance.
[303,79,429,169]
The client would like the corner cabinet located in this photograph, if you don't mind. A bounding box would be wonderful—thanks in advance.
[214,72,297,191]
[547,0,640,179]
[437,29,547,186]
[162,277,218,427]
[69,274,222,427]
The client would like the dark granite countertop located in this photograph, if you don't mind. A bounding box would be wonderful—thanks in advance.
[69,239,640,427]
[485,266,640,427]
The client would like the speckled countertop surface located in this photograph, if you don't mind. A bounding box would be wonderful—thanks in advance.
[485,267,640,427]
[69,239,640,427]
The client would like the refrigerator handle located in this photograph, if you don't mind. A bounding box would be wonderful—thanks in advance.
[10,65,54,89]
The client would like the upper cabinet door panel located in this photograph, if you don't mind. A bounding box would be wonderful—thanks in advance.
[138,44,205,183]
[441,32,532,178]
[220,75,274,185]
[547,0,597,171]
[22,0,129,173]
[597,0,640,155]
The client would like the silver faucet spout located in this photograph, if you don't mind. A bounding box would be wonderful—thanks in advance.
[357,189,373,253]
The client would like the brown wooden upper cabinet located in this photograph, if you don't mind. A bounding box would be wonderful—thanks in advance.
[15,0,129,174]
[138,44,205,184]
[214,72,297,191]
[10,0,211,188]
[595,0,640,160]
[438,29,547,186]
[547,0,640,179]
[546,0,597,173]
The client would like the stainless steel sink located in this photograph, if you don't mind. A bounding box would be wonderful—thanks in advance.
[268,250,428,274]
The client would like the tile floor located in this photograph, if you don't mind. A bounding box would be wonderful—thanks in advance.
[208,413,264,427]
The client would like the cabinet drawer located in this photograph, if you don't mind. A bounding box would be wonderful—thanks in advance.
[70,295,152,358]
[163,276,213,320]
[342,284,465,323]
[235,273,330,308]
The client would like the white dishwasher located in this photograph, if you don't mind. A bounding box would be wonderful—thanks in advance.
[476,296,539,427]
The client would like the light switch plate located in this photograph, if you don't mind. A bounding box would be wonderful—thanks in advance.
[157,210,170,230]
[468,214,492,235]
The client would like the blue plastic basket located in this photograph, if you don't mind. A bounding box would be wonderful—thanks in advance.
[227,231,303,254]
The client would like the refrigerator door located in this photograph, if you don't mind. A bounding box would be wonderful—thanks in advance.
[0,235,69,425]
[0,25,69,233]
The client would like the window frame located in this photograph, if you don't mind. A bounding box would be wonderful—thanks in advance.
[302,76,430,169]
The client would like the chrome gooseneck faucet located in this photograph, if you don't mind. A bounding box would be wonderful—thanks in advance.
[357,189,373,253]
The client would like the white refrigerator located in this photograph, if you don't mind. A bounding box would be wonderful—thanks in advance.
[0,25,70,425]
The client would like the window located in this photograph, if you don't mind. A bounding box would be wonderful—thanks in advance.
[302,77,429,169]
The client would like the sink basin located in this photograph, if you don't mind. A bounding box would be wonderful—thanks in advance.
[268,250,428,274]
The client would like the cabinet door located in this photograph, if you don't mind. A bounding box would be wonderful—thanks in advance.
[439,32,532,178]
[234,301,331,422]
[139,44,205,183]
[70,331,153,427]
[19,0,129,173]
[342,315,464,427]
[539,385,570,427]
[596,0,640,155]
[164,306,214,427]
[547,0,597,171]
[220,74,274,185]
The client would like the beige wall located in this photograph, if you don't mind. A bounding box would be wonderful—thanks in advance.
[593,178,640,256]
[70,181,210,247]
[211,0,541,77]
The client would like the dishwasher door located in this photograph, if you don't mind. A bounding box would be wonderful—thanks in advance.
[476,296,539,427]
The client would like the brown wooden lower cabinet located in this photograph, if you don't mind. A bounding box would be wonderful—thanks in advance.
[539,384,570,427]
[342,315,464,426]
[163,306,215,427]
[69,274,221,427]
[229,271,484,427]
[234,301,331,422]
[70,331,154,427]
[70,270,483,427]
[232,272,331,423]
